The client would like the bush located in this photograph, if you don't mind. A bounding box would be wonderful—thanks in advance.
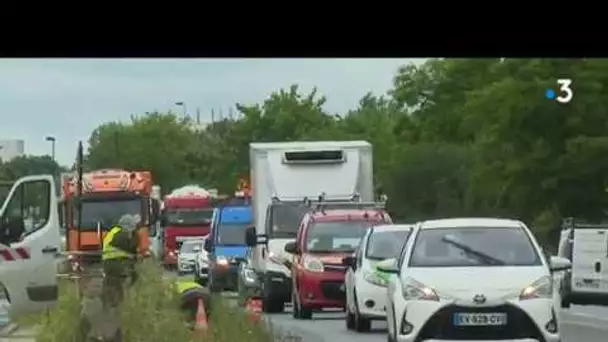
[17,261,279,342]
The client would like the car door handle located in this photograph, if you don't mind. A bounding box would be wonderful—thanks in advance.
[42,246,58,254]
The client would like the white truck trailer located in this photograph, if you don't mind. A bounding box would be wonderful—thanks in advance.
[244,141,374,313]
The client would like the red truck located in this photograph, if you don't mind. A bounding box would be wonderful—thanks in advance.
[161,186,216,269]
[284,203,392,319]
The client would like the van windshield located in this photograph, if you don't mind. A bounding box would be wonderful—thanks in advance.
[267,203,309,238]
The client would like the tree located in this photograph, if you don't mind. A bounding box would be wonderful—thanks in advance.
[82,58,608,247]
[0,155,65,181]
[85,112,197,192]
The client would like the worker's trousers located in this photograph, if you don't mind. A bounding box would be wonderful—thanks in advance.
[102,258,136,308]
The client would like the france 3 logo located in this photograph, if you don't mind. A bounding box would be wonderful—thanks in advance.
[545,79,573,104]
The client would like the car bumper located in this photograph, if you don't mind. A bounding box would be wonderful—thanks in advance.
[298,271,346,309]
[178,260,196,273]
[357,283,388,318]
[394,299,559,342]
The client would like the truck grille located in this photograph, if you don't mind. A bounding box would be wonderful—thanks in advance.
[320,280,345,301]
[415,304,545,341]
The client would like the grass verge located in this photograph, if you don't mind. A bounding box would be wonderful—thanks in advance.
[14,260,284,342]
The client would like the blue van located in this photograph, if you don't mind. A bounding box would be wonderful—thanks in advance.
[205,204,252,293]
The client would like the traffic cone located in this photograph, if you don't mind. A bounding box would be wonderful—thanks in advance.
[245,297,263,323]
[193,298,209,332]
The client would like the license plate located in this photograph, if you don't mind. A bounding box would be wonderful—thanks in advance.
[453,313,507,326]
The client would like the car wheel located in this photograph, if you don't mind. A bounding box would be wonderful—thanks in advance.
[261,277,285,313]
[353,291,371,332]
[345,298,355,330]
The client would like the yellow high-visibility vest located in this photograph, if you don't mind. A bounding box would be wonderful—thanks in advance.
[176,280,203,294]
[102,225,132,261]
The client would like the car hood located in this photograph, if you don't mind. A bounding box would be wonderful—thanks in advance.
[214,246,247,259]
[405,267,548,299]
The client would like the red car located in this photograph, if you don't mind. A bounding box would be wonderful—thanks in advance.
[284,206,392,319]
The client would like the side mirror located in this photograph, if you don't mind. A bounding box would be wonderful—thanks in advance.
[202,218,212,225]
[550,255,571,272]
[203,238,213,252]
[284,241,298,254]
[376,258,399,274]
[342,255,356,268]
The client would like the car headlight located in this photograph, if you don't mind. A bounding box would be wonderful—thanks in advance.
[520,276,553,300]
[243,267,258,283]
[216,256,229,266]
[402,278,439,301]
[303,255,324,272]
[364,270,388,287]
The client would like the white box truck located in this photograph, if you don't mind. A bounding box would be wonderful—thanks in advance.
[243,141,374,313]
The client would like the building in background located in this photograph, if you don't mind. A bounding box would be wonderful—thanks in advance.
[0,139,25,162]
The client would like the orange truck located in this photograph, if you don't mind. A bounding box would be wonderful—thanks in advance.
[61,168,161,267]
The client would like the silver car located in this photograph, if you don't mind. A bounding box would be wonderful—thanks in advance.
[177,240,204,275]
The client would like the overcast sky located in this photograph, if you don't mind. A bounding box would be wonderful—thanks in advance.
[0,58,425,166]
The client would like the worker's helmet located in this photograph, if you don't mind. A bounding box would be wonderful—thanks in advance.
[118,214,137,232]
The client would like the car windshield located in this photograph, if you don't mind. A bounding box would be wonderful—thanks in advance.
[268,203,310,238]
[166,208,213,226]
[180,242,202,253]
[408,227,542,267]
[305,221,372,253]
[366,229,411,260]
[74,198,142,230]
[217,223,249,245]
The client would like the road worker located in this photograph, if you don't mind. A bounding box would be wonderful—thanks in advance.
[176,280,212,326]
[101,214,139,308]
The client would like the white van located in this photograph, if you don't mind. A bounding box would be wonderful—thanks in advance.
[558,217,608,307]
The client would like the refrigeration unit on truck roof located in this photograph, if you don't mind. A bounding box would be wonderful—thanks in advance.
[249,140,373,202]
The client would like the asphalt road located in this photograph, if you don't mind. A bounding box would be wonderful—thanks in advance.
[264,304,608,342]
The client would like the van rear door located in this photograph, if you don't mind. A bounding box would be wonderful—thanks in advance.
[572,224,608,294]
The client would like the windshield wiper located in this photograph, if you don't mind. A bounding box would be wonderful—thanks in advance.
[441,236,506,265]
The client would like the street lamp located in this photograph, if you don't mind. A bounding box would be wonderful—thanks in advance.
[174,101,188,117]
[45,136,56,162]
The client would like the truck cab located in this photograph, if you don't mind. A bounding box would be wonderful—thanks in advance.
[284,204,391,319]
[0,175,61,317]
[161,187,214,269]
[205,199,253,292]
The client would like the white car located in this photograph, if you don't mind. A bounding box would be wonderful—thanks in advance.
[194,235,211,285]
[344,224,413,332]
[382,218,571,342]
[177,239,204,275]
